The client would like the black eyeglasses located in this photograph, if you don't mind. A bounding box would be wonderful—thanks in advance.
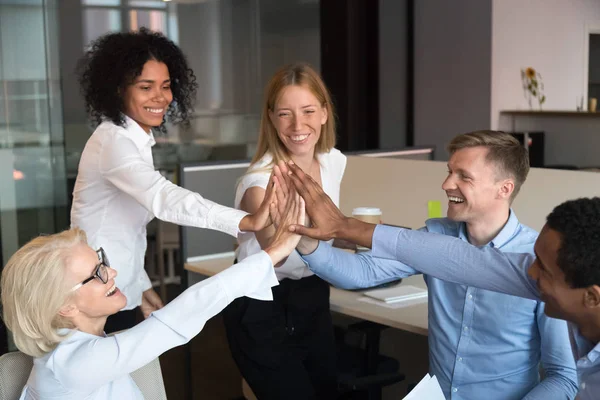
[70,248,110,292]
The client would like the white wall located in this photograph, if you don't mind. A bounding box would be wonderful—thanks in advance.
[414,0,492,160]
[491,0,600,129]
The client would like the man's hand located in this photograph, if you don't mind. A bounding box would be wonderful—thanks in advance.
[238,174,277,232]
[285,161,349,241]
[265,190,306,266]
[286,161,377,248]
[140,288,164,318]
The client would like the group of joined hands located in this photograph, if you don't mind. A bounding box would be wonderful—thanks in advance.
[260,160,378,265]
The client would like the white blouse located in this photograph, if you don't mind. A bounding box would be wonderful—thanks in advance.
[71,116,247,310]
[235,149,346,281]
[19,251,278,400]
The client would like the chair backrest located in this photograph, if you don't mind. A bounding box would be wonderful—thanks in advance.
[130,357,168,400]
[0,351,33,400]
[0,350,166,400]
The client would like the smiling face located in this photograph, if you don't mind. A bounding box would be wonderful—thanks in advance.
[528,226,587,320]
[122,59,173,133]
[441,146,513,224]
[269,85,327,158]
[63,244,126,322]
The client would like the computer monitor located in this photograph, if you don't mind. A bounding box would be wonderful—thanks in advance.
[347,146,435,160]
[179,160,250,262]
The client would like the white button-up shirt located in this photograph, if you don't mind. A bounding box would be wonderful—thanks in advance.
[19,251,278,400]
[71,116,247,309]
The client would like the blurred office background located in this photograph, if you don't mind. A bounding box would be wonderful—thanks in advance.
[2,0,600,397]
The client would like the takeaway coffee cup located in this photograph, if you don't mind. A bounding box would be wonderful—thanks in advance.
[352,207,382,252]
[352,207,382,224]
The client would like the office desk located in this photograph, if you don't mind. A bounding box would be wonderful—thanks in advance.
[185,255,428,336]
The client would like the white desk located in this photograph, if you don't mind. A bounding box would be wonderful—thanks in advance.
[185,255,428,336]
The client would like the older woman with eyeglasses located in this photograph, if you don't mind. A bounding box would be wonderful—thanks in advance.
[1,191,304,400]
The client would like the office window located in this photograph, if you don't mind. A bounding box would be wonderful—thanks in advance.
[83,8,121,45]
[128,0,167,8]
[82,0,121,5]
[129,9,166,33]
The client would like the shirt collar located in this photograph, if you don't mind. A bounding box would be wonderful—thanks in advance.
[458,209,520,248]
[569,323,600,364]
[122,114,156,150]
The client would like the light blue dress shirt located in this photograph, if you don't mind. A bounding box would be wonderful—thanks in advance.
[302,212,578,399]
[370,223,599,400]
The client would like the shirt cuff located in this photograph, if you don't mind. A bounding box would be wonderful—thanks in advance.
[300,242,330,273]
[371,224,403,260]
[206,203,248,238]
[218,251,279,301]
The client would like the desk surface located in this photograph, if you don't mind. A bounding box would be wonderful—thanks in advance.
[185,255,428,336]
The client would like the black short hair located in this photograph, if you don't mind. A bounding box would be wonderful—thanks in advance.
[76,28,197,131]
[546,197,600,288]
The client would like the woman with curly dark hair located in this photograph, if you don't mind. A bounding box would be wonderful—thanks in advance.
[71,28,275,333]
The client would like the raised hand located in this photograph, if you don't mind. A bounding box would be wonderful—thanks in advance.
[265,189,306,266]
[238,173,277,232]
[285,161,348,241]
[286,161,376,248]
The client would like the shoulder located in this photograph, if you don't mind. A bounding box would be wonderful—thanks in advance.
[242,153,273,188]
[424,218,460,235]
[512,222,539,251]
[319,148,347,180]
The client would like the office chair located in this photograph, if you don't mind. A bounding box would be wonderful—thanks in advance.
[0,351,166,400]
[0,351,32,400]
[336,321,405,400]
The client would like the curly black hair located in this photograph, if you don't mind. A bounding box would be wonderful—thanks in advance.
[76,28,198,130]
[546,197,600,288]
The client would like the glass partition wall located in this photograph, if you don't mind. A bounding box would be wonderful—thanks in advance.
[0,0,68,353]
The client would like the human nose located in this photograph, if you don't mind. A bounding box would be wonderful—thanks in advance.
[107,266,118,280]
[441,173,455,191]
[527,261,539,281]
[292,114,302,131]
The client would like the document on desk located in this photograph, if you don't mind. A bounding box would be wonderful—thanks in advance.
[403,374,444,400]
[363,285,428,304]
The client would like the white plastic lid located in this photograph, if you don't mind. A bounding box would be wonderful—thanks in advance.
[352,207,382,216]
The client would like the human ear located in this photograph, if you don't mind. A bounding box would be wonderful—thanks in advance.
[583,285,600,309]
[58,303,79,318]
[498,179,514,200]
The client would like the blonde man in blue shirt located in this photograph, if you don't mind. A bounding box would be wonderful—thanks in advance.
[290,131,578,399]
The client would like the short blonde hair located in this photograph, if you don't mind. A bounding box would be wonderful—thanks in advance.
[447,130,530,201]
[1,228,87,357]
[251,63,336,170]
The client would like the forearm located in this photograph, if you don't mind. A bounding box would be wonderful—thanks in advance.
[334,218,377,248]
[301,242,414,290]
[371,224,540,300]
[522,375,578,400]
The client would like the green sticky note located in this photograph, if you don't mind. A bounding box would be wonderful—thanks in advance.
[428,200,442,219]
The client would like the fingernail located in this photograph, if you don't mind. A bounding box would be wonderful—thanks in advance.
[288,160,294,165]
[288,171,292,175]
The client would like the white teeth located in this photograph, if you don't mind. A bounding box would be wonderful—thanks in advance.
[448,196,465,203]
[145,108,164,114]
[105,285,116,297]
[291,134,308,142]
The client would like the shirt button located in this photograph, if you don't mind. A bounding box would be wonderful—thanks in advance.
[452,387,458,393]
[463,326,469,331]
[581,382,586,390]
[468,294,473,299]
[458,357,463,362]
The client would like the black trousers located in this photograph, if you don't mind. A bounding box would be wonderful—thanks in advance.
[104,308,138,334]
[223,275,338,400]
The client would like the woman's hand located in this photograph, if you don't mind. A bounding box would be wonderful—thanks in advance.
[238,174,278,232]
[265,190,305,266]
[140,288,164,318]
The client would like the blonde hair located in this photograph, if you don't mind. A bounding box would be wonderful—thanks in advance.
[1,228,87,357]
[250,63,336,172]
[447,130,530,201]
